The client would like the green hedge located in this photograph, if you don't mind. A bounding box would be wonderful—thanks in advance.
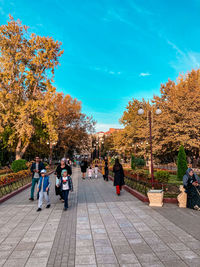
[11,159,28,173]
[177,145,188,181]
[131,155,145,170]
[155,170,170,183]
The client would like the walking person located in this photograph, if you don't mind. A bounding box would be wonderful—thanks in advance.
[80,158,88,179]
[60,169,73,211]
[104,157,109,181]
[113,159,125,196]
[29,156,45,201]
[88,166,93,179]
[94,164,99,178]
[102,159,105,180]
[55,158,72,200]
[37,169,51,211]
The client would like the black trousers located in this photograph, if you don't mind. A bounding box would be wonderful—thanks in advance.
[62,189,70,208]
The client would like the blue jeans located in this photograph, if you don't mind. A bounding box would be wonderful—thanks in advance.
[31,178,39,199]
[62,190,69,208]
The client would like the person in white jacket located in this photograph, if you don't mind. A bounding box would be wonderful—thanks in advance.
[88,166,93,179]
[94,164,98,178]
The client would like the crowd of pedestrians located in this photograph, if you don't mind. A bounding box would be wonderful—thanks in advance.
[29,155,126,213]
[28,155,200,211]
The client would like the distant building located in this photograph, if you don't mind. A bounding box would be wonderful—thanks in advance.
[94,128,122,140]
[104,128,122,136]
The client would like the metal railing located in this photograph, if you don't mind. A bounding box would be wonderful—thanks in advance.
[109,171,179,198]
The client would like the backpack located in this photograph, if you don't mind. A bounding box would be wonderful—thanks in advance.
[80,161,85,167]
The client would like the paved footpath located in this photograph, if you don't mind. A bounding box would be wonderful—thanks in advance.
[0,168,200,267]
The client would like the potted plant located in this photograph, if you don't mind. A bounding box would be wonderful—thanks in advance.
[147,189,164,207]
[147,170,169,207]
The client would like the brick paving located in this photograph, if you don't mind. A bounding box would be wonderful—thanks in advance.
[0,167,200,266]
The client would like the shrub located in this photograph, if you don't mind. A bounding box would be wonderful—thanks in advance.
[131,155,136,170]
[135,157,145,167]
[177,145,188,181]
[11,159,28,173]
[131,155,145,169]
[0,169,31,185]
[155,170,170,183]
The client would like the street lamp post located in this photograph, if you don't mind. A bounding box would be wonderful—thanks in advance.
[138,107,162,188]
[96,142,99,158]
[99,141,104,159]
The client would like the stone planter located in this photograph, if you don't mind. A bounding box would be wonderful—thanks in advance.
[147,189,164,207]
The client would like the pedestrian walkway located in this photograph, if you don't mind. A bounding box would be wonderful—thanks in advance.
[0,168,200,267]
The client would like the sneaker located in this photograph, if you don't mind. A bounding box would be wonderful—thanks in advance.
[29,198,34,201]
[46,204,51,209]
[37,208,42,212]
[63,207,68,211]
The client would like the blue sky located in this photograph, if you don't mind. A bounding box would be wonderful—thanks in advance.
[1,0,200,131]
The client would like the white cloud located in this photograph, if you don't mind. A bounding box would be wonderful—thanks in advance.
[166,39,200,72]
[128,0,153,16]
[102,8,139,30]
[139,72,151,77]
[91,66,121,76]
[166,40,185,56]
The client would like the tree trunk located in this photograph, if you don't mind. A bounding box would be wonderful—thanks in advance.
[15,139,29,160]
[16,139,22,160]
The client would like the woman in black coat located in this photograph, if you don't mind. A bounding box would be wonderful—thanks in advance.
[183,168,200,210]
[55,158,72,199]
[80,158,88,179]
[113,159,125,195]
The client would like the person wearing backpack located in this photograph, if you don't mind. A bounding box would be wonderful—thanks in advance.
[36,169,51,211]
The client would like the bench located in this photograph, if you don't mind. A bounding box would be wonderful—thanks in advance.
[177,185,187,208]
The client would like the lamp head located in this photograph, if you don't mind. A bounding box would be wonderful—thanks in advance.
[155,108,162,115]
[138,108,144,115]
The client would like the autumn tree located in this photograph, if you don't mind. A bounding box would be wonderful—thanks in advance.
[101,134,115,157]
[115,99,151,158]
[53,93,95,158]
[0,16,63,159]
[153,69,200,162]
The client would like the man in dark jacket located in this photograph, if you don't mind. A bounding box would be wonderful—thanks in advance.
[29,156,45,201]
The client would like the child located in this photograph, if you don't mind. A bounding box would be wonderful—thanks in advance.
[88,166,93,179]
[37,169,50,212]
[94,164,98,178]
[60,169,73,211]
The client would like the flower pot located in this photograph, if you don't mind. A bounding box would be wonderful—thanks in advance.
[147,189,164,207]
